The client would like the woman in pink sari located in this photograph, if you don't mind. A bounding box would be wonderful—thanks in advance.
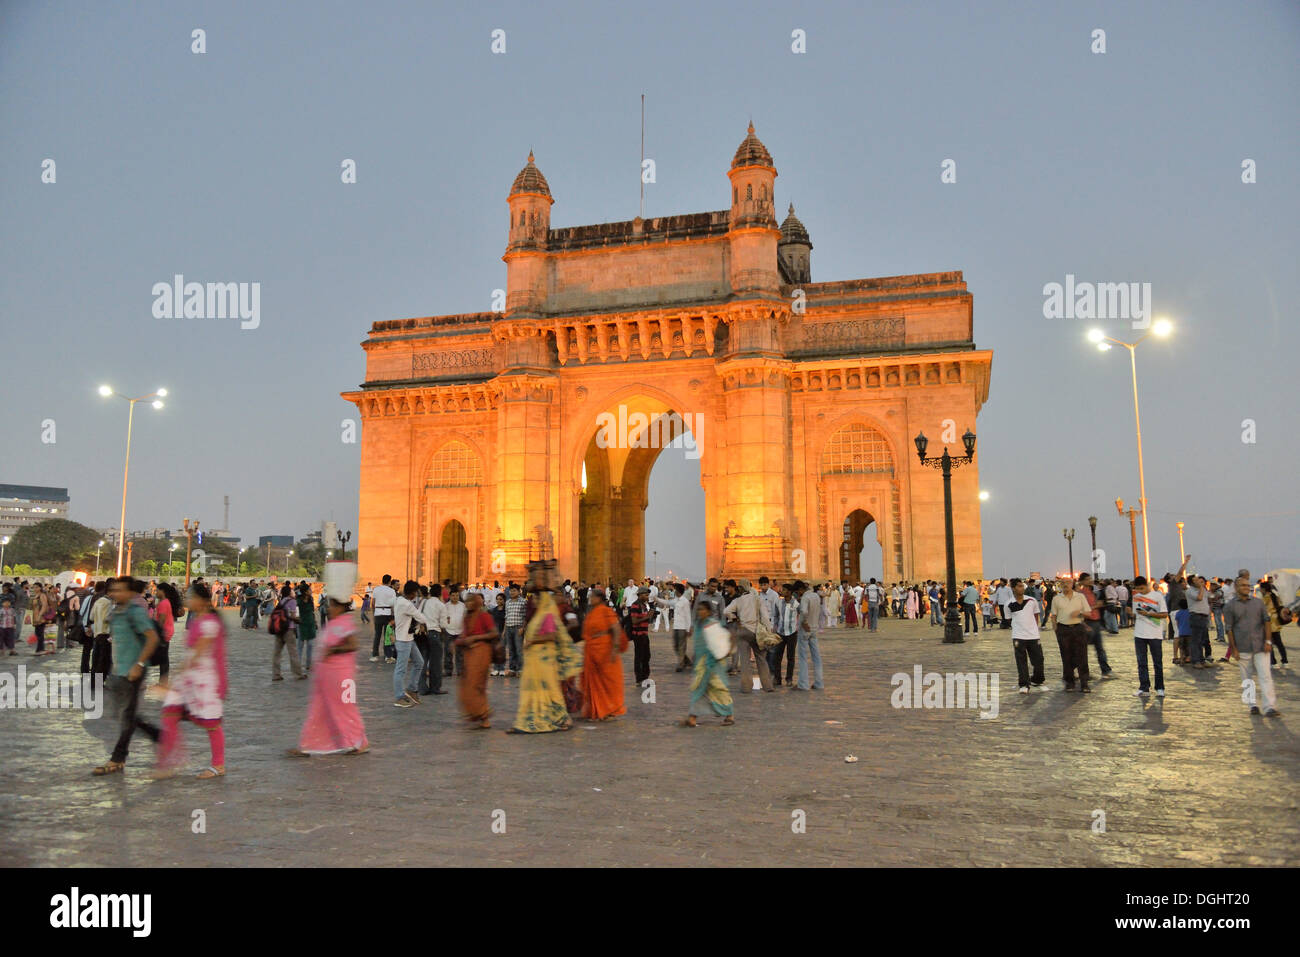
[152,582,227,779]
[290,563,369,757]
[906,586,919,620]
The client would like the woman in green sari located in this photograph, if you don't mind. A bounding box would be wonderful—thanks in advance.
[681,602,734,727]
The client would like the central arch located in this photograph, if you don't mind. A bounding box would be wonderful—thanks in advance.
[577,398,702,582]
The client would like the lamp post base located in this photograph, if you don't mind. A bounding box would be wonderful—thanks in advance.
[943,608,965,644]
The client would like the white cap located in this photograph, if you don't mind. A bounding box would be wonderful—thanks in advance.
[322,561,357,600]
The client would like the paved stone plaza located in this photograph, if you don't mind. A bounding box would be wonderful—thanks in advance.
[2,611,1296,867]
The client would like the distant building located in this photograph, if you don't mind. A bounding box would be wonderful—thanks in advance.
[101,527,172,546]
[0,484,70,539]
[258,535,294,549]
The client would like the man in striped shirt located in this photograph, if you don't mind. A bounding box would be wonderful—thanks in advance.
[502,585,527,677]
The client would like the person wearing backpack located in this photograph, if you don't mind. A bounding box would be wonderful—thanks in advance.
[269,583,305,681]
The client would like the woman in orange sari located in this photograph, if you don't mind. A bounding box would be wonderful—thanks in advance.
[581,591,627,721]
[456,593,497,730]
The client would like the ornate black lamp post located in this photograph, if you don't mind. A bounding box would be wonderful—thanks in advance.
[336,529,352,562]
[915,428,976,644]
[1088,516,1098,577]
[1063,528,1076,578]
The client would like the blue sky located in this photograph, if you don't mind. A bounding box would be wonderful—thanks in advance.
[2,0,1296,580]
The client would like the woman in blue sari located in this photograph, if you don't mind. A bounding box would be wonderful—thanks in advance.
[680,603,734,727]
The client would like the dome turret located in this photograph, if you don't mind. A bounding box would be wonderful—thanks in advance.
[510,151,552,197]
[731,122,774,169]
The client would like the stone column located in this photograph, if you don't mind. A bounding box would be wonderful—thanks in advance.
[716,309,794,580]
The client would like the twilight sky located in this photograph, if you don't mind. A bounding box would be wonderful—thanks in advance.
[2,0,1296,581]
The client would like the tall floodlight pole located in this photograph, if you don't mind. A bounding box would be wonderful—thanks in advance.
[99,385,167,576]
[1088,320,1174,581]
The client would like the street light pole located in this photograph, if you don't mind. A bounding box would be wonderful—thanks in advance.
[335,530,351,562]
[1088,321,1171,582]
[99,385,167,576]
[285,550,293,575]
[1116,498,1140,580]
[96,540,104,575]
[1063,528,1076,578]
[0,536,8,573]
[1176,522,1186,567]
[915,429,977,644]
[183,517,199,588]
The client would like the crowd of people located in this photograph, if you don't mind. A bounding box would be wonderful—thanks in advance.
[3,553,1295,779]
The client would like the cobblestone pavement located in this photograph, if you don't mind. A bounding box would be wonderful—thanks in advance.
[1,611,1296,867]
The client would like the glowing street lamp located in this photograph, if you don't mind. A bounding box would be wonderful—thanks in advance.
[99,385,168,575]
[1085,320,1174,581]
[0,535,8,572]
[96,540,105,575]
[285,549,293,575]
[978,490,990,502]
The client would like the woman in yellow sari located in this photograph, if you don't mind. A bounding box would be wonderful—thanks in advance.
[508,571,582,734]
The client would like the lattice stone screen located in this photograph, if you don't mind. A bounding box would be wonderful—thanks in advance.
[428,441,483,487]
[820,423,894,475]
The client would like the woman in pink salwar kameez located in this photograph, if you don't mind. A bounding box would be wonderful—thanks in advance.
[290,563,369,757]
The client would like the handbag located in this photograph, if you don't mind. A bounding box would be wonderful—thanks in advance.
[703,622,732,659]
[754,615,781,650]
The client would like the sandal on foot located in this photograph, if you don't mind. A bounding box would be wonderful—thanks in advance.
[93,761,125,776]
[679,717,697,728]
[721,717,735,726]
[345,745,370,755]
[285,747,309,758]
[196,766,225,779]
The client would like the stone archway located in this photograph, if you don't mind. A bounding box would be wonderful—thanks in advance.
[839,508,884,583]
[577,400,702,582]
[437,519,469,583]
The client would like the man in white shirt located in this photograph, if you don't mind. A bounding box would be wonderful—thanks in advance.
[1130,575,1169,698]
[392,580,433,708]
[657,582,693,671]
[993,579,1013,627]
[724,581,774,693]
[1115,580,1130,628]
[369,574,397,662]
[758,576,782,632]
[849,582,865,628]
[441,590,467,677]
[1007,578,1044,693]
[865,579,883,632]
[419,587,448,695]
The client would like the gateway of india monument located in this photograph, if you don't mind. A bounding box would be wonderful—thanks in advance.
[343,124,991,587]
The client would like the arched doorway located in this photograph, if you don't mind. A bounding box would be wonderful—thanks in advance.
[578,405,702,582]
[438,520,468,584]
[840,509,884,583]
